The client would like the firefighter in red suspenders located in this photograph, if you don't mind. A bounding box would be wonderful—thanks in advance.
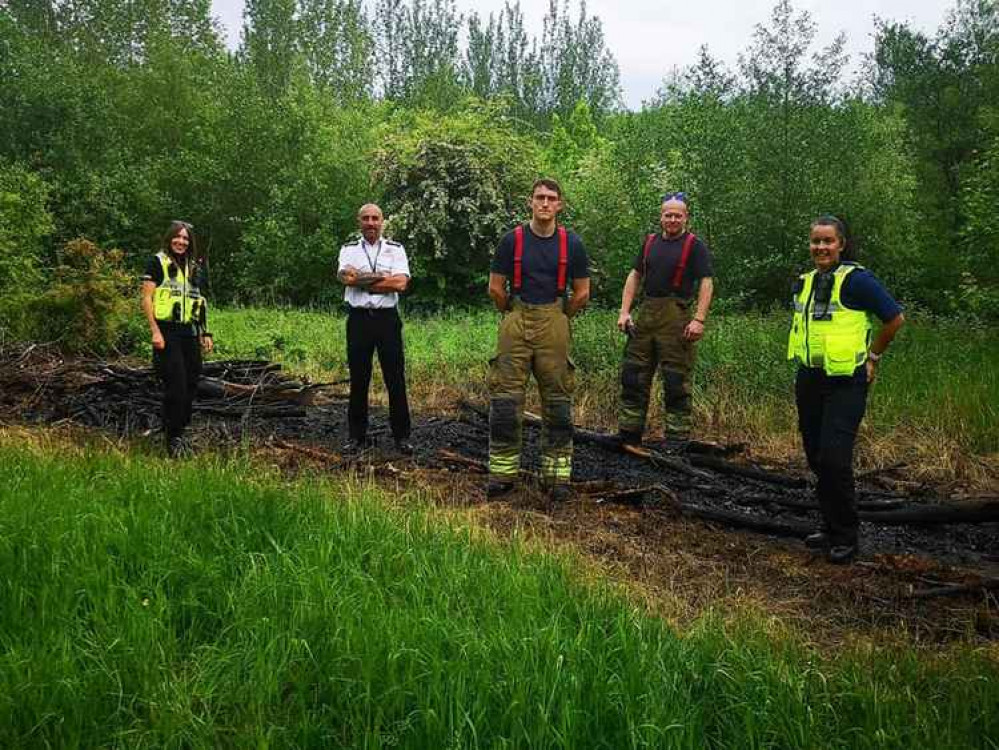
[617,193,715,447]
[487,179,591,501]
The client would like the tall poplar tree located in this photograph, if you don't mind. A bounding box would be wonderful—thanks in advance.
[241,0,299,97]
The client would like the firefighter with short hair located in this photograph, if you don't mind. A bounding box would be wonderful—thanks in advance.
[487,179,590,501]
[617,193,714,447]
[140,220,213,458]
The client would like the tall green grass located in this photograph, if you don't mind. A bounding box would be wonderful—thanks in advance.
[1,443,997,748]
[204,307,999,453]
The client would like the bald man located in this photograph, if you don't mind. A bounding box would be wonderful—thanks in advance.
[617,193,715,447]
[337,203,412,455]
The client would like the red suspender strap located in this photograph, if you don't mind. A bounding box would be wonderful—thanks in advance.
[642,234,655,276]
[671,233,696,290]
[556,226,568,295]
[513,225,524,292]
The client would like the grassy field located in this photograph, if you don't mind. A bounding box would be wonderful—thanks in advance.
[2,436,997,748]
[203,306,999,477]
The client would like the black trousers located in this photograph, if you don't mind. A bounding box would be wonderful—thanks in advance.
[346,307,411,442]
[153,334,202,441]
[795,367,868,545]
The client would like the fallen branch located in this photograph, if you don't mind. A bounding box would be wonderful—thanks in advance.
[461,400,742,458]
[572,480,624,496]
[271,439,343,464]
[436,449,488,473]
[669,503,813,539]
[856,462,908,482]
[686,455,808,489]
[726,492,913,513]
[908,578,999,599]
[196,404,307,419]
[860,499,999,525]
[520,408,740,457]
[596,484,679,507]
[622,443,713,481]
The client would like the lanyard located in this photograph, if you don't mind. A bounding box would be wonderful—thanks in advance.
[362,239,382,274]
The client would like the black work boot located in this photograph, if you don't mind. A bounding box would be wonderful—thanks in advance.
[828,543,859,565]
[805,531,832,550]
[167,435,192,459]
[486,479,515,499]
[549,484,571,503]
[341,438,370,458]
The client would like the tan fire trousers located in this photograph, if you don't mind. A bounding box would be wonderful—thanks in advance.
[488,301,575,484]
[618,297,695,441]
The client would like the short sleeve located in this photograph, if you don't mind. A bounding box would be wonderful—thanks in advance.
[491,232,515,276]
[337,246,352,273]
[690,238,714,279]
[142,256,163,284]
[632,242,646,274]
[394,245,411,277]
[841,269,903,322]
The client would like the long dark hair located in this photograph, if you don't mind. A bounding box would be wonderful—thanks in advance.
[810,214,856,262]
[162,220,198,265]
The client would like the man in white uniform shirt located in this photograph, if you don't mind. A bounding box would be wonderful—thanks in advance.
[338,203,412,454]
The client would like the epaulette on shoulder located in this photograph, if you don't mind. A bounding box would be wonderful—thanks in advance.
[385,239,402,247]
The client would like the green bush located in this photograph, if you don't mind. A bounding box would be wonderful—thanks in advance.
[0,161,53,335]
[232,88,379,305]
[543,101,644,303]
[23,238,134,354]
[374,100,541,305]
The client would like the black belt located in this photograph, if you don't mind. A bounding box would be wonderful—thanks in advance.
[348,306,398,316]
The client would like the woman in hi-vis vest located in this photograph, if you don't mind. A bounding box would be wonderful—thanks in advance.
[140,221,213,458]
[787,215,904,564]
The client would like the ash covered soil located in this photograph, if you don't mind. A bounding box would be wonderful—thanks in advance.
[3,349,997,643]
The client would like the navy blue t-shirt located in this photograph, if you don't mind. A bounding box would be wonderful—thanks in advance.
[491,225,589,304]
[631,232,713,299]
[836,264,903,322]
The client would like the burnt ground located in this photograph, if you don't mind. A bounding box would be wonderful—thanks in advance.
[2,348,998,645]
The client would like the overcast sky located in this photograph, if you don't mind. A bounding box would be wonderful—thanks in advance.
[210,0,952,108]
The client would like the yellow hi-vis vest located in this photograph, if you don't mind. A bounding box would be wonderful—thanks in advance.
[152,252,206,325]
[787,264,872,376]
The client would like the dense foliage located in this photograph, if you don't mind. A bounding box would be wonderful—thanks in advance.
[24,239,136,354]
[0,0,995,324]
[374,101,541,300]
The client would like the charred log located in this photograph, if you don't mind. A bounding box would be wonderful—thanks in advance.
[860,499,999,525]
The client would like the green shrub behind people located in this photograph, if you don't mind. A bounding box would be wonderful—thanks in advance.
[0,161,53,334]
[25,239,134,355]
